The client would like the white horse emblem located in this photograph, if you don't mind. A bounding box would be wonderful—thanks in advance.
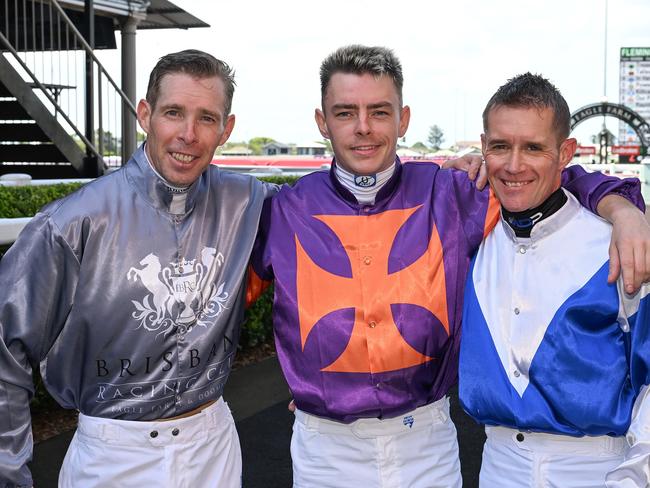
[127,248,229,336]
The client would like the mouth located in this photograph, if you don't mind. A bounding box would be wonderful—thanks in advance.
[350,144,380,155]
[502,179,532,188]
[170,152,196,163]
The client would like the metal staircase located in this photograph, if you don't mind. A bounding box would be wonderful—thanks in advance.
[0,0,137,178]
[0,56,87,177]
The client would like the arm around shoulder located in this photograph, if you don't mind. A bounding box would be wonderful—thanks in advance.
[562,165,649,292]
[597,195,650,293]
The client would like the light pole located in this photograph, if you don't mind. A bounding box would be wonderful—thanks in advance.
[599,0,609,164]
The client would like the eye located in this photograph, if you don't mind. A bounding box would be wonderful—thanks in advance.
[335,111,352,118]
[373,110,390,117]
[165,109,180,118]
[201,115,217,124]
[491,143,508,151]
[527,144,542,151]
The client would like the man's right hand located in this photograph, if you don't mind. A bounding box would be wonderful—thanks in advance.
[442,154,488,189]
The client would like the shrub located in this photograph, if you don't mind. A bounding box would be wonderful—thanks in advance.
[0,175,301,218]
[0,183,84,218]
[240,285,274,349]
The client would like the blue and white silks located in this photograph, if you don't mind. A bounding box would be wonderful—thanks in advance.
[459,189,650,484]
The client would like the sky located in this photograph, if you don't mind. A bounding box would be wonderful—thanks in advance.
[97,0,650,148]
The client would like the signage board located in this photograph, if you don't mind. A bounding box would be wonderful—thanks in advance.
[576,145,597,155]
[612,145,641,155]
[619,47,650,144]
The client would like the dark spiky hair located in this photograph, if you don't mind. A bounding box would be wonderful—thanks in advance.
[319,45,404,107]
[482,72,570,139]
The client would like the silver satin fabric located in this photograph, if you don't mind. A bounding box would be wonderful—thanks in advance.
[0,145,274,487]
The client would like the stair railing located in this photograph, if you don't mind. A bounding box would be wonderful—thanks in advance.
[0,0,137,172]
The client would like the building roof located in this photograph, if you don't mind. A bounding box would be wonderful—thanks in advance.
[454,140,481,150]
[263,142,291,149]
[220,145,253,156]
[139,0,209,30]
[59,0,209,29]
[296,141,327,148]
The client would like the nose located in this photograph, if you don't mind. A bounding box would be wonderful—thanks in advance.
[504,149,523,173]
[179,119,198,144]
[355,111,371,136]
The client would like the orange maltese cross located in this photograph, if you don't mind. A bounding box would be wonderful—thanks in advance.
[296,205,449,373]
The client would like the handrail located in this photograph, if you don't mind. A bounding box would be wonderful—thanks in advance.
[0,0,139,173]
[0,30,101,162]
[49,0,136,115]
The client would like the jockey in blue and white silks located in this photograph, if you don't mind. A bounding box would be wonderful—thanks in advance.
[460,189,650,486]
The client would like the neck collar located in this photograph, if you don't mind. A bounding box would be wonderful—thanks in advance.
[328,157,403,208]
[502,187,568,238]
[334,161,396,204]
[500,188,577,243]
[125,144,206,216]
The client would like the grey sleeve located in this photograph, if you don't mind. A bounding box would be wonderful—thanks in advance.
[0,214,79,487]
[260,180,281,200]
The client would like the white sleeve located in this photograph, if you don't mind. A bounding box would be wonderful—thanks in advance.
[606,283,650,487]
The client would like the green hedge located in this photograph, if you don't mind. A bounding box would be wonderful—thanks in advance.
[0,175,299,218]
[0,183,85,218]
[0,174,300,412]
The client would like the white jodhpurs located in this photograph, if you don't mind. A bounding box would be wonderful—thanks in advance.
[480,425,628,488]
[58,398,241,488]
[291,397,462,488]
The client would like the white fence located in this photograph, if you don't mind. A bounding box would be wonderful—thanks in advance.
[1,161,650,246]
[0,218,32,245]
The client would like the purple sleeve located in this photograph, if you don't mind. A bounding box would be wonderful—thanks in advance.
[562,164,645,213]
[250,196,274,281]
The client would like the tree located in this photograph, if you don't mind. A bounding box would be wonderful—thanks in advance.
[248,136,276,155]
[411,141,428,153]
[321,139,333,154]
[427,125,444,150]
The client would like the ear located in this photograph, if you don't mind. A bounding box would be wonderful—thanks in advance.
[218,114,236,146]
[398,105,411,138]
[137,99,152,134]
[481,134,487,162]
[558,137,577,170]
[315,108,330,139]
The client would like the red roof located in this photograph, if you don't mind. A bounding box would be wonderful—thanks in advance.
[212,157,330,168]
[212,156,450,169]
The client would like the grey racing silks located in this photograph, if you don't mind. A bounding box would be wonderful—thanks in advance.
[0,145,275,486]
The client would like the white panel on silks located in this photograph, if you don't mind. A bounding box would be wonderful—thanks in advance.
[472,192,612,397]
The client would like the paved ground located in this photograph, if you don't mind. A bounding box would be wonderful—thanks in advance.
[30,357,485,487]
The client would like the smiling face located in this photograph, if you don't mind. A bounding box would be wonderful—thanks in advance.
[482,105,577,212]
[137,72,235,187]
[315,72,410,175]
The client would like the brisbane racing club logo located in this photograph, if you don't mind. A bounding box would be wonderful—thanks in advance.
[127,247,229,336]
[296,205,450,373]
